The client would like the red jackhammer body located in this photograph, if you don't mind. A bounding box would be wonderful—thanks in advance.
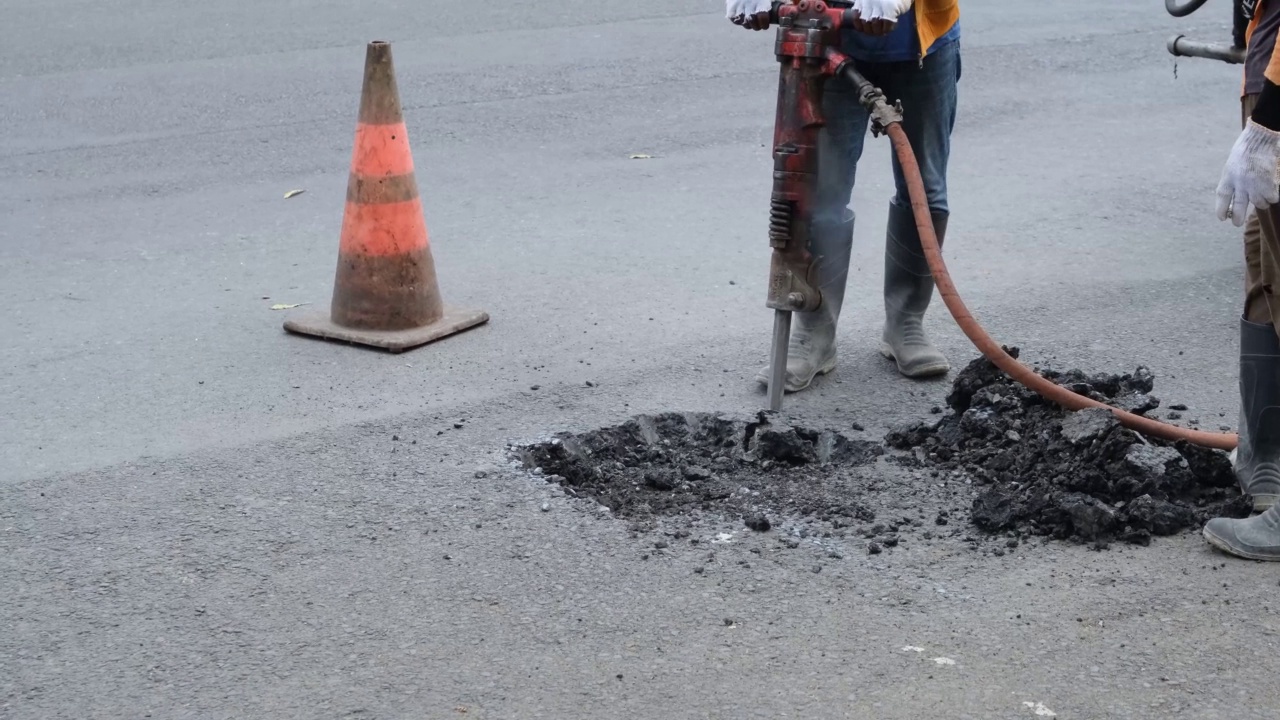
[764,0,902,411]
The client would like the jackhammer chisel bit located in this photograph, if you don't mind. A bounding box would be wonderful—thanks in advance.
[767,309,793,411]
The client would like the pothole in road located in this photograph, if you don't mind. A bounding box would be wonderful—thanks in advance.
[515,412,890,538]
[514,351,1251,553]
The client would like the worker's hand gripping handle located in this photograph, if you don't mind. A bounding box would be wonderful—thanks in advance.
[750,1,860,30]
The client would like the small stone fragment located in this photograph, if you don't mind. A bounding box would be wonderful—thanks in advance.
[1124,445,1185,481]
[1062,495,1119,541]
[1060,407,1117,446]
[644,469,677,491]
[1125,494,1195,536]
[750,425,818,465]
[1115,393,1160,416]
[683,466,712,481]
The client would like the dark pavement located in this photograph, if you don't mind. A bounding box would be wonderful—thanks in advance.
[3,2,1276,718]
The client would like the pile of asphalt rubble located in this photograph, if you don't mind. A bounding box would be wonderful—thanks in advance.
[887,348,1251,546]
[519,348,1250,550]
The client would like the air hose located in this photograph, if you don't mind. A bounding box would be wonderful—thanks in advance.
[884,122,1239,451]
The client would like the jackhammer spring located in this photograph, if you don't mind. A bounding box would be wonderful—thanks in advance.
[769,198,792,245]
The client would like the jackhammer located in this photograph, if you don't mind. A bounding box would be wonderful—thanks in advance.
[758,0,1238,450]
[762,0,902,412]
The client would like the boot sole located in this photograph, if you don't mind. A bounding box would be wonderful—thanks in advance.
[879,342,950,378]
[1202,526,1280,562]
[754,356,837,394]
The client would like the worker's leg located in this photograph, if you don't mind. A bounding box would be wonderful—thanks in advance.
[1235,209,1262,473]
[877,40,960,378]
[1232,94,1280,511]
[1202,98,1280,559]
[1242,93,1275,327]
[756,72,870,393]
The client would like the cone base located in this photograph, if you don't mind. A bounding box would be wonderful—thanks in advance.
[284,306,489,353]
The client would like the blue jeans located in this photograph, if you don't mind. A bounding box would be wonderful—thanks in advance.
[813,40,961,231]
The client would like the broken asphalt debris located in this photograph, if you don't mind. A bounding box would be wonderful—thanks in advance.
[886,349,1249,546]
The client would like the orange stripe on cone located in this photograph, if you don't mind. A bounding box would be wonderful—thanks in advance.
[351,122,415,177]
[338,198,429,256]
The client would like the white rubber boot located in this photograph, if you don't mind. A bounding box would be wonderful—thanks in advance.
[880,202,950,378]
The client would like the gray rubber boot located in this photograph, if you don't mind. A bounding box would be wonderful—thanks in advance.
[1236,317,1280,512]
[755,210,855,393]
[1232,406,1247,489]
[880,202,950,378]
[1204,502,1280,561]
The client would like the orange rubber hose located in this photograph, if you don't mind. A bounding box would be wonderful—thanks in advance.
[885,123,1238,451]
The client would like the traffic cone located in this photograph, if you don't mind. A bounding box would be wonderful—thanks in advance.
[284,41,488,353]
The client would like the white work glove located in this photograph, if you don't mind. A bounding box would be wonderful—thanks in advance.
[851,0,914,22]
[726,0,772,20]
[1217,120,1280,227]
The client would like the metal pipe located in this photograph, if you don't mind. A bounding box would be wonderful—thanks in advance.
[1167,34,1245,64]
[1166,0,1211,17]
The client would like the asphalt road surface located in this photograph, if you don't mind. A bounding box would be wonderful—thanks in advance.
[3,1,1277,718]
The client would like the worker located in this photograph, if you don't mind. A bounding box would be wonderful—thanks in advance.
[727,0,962,392]
[1205,0,1280,560]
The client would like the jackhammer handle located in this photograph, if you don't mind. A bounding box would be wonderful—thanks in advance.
[767,1,782,24]
[767,0,859,26]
